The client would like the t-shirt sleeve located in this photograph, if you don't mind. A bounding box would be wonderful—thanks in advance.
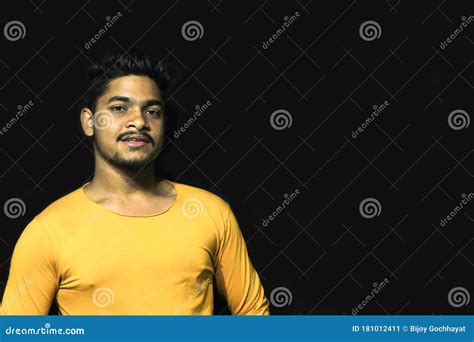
[214,206,270,315]
[1,218,59,315]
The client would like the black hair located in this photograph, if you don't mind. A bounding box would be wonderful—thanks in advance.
[86,47,174,112]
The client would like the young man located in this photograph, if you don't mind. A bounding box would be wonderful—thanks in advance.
[1,49,270,315]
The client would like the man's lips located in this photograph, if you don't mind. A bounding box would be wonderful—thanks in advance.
[119,134,153,147]
[122,140,148,147]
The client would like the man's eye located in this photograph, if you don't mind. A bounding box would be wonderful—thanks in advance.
[111,105,127,112]
[145,108,161,116]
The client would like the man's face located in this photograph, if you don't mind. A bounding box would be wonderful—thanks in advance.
[87,75,165,172]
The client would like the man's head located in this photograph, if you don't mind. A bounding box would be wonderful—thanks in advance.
[80,48,173,173]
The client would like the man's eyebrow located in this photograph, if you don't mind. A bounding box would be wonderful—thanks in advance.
[106,96,162,107]
[106,96,133,104]
[143,99,163,107]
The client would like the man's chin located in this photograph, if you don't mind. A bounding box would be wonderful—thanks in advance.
[95,141,160,172]
[110,157,155,173]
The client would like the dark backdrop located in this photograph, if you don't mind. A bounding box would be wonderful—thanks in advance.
[0,0,472,315]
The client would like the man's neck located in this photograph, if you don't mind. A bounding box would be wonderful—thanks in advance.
[84,163,176,215]
[87,153,164,200]
[90,169,161,196]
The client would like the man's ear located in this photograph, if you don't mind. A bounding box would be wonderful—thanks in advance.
[80,108,94,137]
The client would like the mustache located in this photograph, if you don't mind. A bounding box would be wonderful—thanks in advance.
[117,131,154,144]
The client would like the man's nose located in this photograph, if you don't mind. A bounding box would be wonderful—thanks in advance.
[126,108,149,130]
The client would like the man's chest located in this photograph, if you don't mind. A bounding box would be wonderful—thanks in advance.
[58,220,218,290]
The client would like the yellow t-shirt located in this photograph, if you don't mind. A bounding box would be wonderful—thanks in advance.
[1,181,270,315]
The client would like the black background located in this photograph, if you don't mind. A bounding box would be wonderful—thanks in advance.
[0,0,472,315]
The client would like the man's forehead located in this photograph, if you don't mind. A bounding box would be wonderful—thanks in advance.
[100,75,162,102]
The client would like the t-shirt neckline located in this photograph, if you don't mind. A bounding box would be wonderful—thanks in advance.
[79,179,179,218]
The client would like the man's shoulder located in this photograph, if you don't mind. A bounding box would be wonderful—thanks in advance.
[34,184,88,225]
[172,181,235,233]
[174,182,232,226]
[173,181,230,208]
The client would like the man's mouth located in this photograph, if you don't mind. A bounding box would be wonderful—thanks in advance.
[120,134,152,148]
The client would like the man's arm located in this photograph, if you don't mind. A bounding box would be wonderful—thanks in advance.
[214,206,270,315]
[1,218,59,315]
